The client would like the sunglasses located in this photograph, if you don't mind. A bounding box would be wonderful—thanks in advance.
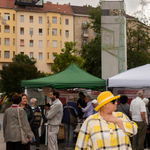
[111,100,116,104]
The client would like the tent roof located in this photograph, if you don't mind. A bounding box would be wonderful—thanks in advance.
[108,64,150,88]
[21,63,106,89]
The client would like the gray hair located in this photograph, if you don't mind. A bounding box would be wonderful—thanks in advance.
[68,95,74,101]
[30,98,37,104]
[137,90,144,98]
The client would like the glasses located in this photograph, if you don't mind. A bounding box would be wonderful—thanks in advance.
[111,100,116,104]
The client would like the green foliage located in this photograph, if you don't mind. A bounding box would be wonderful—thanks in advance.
[127,19,150,69]
[81,35,101,78]
[0,63,45,94]
[80,4,101,78]
[88,4,101,34]
[12,54,36,65]
[51,42,84,73]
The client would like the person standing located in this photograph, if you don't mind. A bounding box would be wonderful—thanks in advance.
[75,91,137,150]
[78,96,93,120]
[116,95,130,118]
[91,99,98,114]
[130,90,147,150]
[20,93,34,150]
[62,95,79,149]
[77,92,86,119]
[3,94,34,150]
[46,89,63,150]
[30,98,42,150]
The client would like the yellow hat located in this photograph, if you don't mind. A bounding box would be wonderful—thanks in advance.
[95,91,120,111]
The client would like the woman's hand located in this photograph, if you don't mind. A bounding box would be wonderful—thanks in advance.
[78,104,82,108]
[29,138,32,142]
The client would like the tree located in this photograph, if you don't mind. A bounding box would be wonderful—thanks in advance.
[51,42,84,73]
[127,17,150,69]
[80,4,101,78]
[0,54,45,94]
[12,54,36,65]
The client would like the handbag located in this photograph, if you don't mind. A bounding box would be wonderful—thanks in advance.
[17,107,29,144]
[66,102,78,127]
[58,126,65,140]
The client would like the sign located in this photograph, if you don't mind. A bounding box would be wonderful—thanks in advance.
[15,0,43,7]
[101,9,125,16]
[42,87,52,96]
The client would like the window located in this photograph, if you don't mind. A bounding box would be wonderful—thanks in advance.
[39,52,42,59]
[30,40,33,47]
[52,17,57,23]
[20,15,24,22]
[30,52,34,58]
[0,51,1,58]
[13,14,15,21]
[20,52,24,55]
[20,28,24,34]
[47,29,49,35]
[39,29,42,35]
[47,17,49,23]
[0,38,1,45]
[47,52,49,59]
[65,30,69,37]
[60,29,61,36]
[4,51,10,58]
[60,41,62,48]
[30,28,33,35]
[30,16,33,23]
[20,39,24,46]
[47,40,49,47]
[13,26,15,33]
[39,17,42,23]
[4,38,10,45]
[52,53,56,60]
[4,13,10,20]
[0,25,1,32]
[94,31,97,36]
[60,18,61,24]
[65,19,69,25]
[83,30,87,34]
[52,29,57,35]
[52,40,57,47]
[83,39,87,44]
[13,39,15,46]
[13,51,15,58]
[39,40,42,47]
[4,26,10,33]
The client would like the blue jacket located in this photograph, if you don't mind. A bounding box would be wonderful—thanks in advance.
[62,101,80,123]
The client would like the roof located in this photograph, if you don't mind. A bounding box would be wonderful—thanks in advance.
[108,64,150,88]
[21,63,106,90]
[71,5,91,15]
[0,0,73,15]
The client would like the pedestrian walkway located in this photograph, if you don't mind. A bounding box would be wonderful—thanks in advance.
[0,113,75,150]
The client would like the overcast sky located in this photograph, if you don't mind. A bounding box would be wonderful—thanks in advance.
[44,0,150,15]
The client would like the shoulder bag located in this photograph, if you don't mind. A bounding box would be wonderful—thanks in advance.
[66,102,78,127]
[17,107,29,144]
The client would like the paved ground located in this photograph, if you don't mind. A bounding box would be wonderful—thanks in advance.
[0,113,76,150]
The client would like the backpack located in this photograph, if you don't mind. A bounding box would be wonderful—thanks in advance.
[33,106,42,126]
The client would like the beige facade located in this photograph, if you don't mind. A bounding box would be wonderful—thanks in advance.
[73,14,96,52]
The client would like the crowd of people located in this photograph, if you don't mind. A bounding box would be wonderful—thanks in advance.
[2,89,150,150]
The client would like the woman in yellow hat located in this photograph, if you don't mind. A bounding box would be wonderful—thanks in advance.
[75,91,138,150]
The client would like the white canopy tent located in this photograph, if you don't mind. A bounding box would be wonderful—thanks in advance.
[107,64,150,88]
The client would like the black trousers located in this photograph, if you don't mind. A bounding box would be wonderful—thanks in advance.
[32,124,40,149]
[6,141,25,150]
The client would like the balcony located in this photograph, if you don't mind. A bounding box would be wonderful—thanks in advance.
[82,33,88,38]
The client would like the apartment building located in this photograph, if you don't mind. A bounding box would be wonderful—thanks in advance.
[0,0,73,73]
[71,5,97,53]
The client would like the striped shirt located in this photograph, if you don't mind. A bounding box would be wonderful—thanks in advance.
[75,112,137,150]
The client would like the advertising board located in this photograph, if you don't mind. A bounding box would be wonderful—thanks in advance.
[15,0,43,7]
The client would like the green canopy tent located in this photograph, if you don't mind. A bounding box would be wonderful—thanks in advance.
[21,63,106,90]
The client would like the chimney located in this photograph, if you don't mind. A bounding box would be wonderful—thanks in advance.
[47,1,52,4]
[69,3,70,5]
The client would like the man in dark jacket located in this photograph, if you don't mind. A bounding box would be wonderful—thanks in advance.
[62,95,79,149]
